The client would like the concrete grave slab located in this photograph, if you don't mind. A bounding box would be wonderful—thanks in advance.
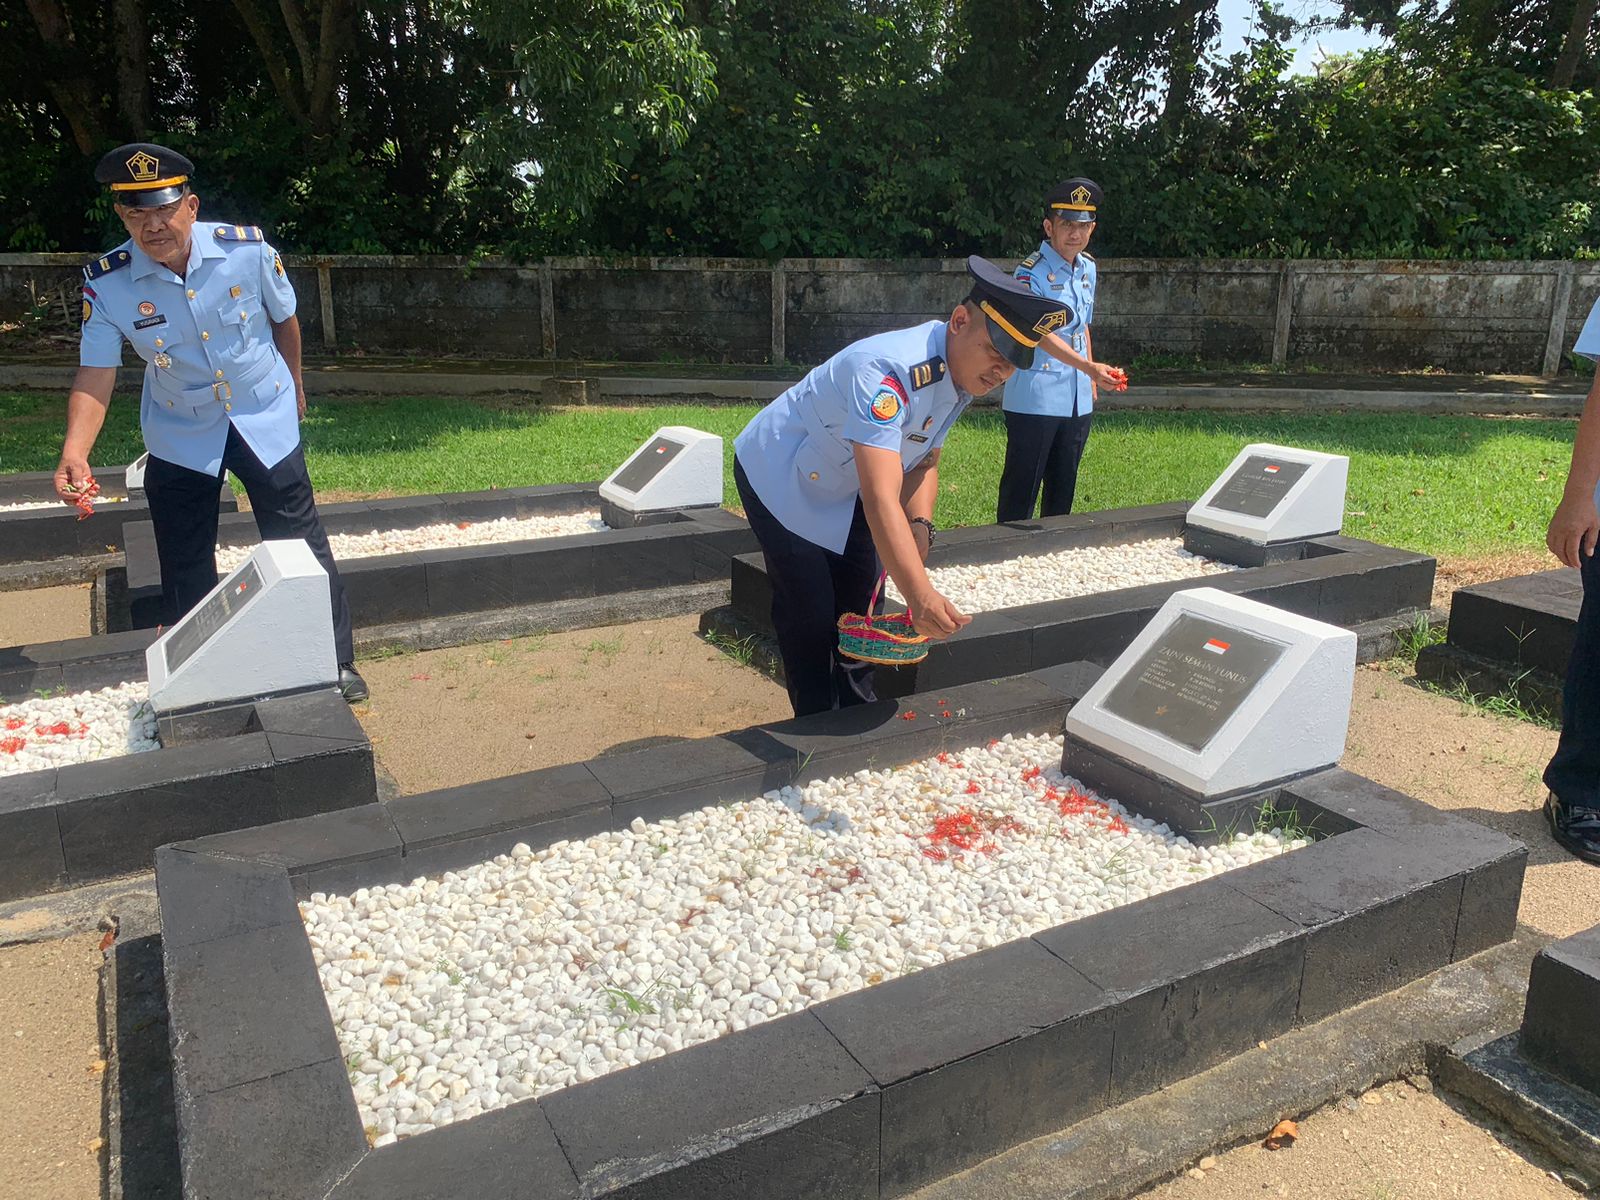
[104,483,756,637]
[713,503,1433,697]
[158,665,1522,1200]
[1185,442,1348,548]
[0,630,375,902]
[0,463,234,569]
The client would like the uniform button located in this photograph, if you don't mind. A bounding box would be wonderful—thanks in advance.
[166,400,173,407]
[201,331,210,341]
[239,311,247,319]
[224,403,232,412]
[809,472,819,481]
[215,370,224,379]
[154,337,164,347]
[275,381,281,390]
[186,289,195,299]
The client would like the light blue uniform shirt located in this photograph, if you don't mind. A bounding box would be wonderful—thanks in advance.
[1575,296,1600,511]
[79,222,300,476]
[735,321,970,553]
[1002,241,1096,418]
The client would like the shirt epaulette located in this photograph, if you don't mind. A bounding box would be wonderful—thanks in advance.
[213,225,265,244]
[1020,251,1042,269]
[82,250,132,281]
[908,356,946,390]
[1081,251,1095,262]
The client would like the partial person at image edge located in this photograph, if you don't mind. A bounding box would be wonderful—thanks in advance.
[55,143,368,703]
[996,177,1128,524]
[1544,294,1600,863]
[734,256,1069,717]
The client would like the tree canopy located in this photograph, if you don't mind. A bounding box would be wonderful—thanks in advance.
[6,0,1597,258]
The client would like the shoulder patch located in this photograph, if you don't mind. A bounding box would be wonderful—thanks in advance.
[869,372,908,425]
[213,225,264,244]
[908,356,946,391]
[1021,251,1042,268]
[82,250,132,282]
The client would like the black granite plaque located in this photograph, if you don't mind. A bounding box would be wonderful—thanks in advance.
[611,437,684,494]
[164,561,265,673]
[1101,614,1288,753]
[1207,455,1309,520]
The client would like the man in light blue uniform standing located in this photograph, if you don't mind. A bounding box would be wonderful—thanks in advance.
[1544,293,1600,864]
[997,177,1127,522]
[735,257,1069,716]
[55,143,366,701]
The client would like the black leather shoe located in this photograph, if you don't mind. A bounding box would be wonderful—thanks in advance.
[1546,792,1600,866]
[338,664,369,704]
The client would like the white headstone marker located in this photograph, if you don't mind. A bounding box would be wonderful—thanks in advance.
[146,540,338,713]
[1065,587,1355,797]
[598,426,722,520]
[124,452,149,492]
[1187,443,1348,545]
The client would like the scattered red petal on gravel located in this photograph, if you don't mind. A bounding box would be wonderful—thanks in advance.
[0,737,25,754]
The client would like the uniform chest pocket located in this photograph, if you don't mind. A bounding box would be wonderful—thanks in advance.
[129,320,183,363]
[794,438,857,499]
[218,296,265,350]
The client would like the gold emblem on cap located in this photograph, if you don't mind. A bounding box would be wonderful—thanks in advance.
[1033,308,1068,337]
[1070,185,1091,206]
[126,150,160,182]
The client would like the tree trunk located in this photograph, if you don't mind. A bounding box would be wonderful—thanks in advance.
[112,0,150,137]
[1551,0,1597,88]
[23,0,110,152]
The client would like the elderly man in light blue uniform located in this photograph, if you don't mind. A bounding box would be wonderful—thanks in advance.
[1544,294,1600,864]
[735,257,1069,716]
[55,143,366,701]
[997,177,1127,523]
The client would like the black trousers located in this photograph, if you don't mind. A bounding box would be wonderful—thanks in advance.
[1546,546,1600,808]
[996,408,1094,522]
[734,457,880,717]
[143,425,354,665]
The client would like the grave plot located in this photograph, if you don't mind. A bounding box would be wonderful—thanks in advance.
[0,545,376,902]
[0,463,234,571]
[158,655,1522,1200]
[103,483,755,644]
[1416,568,1580,716]
[716,500,1434,697]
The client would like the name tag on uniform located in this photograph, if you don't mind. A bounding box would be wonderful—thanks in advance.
[134,315,167,330]
[907,433,929,443]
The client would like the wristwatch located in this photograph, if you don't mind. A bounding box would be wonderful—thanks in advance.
[909,517,936,547]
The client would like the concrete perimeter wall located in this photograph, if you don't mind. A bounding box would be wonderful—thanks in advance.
[5,254,1597,376]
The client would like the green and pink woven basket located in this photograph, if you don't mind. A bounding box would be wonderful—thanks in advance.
[837,573,929,666]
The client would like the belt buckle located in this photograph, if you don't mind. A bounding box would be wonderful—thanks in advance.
[212,381,233,403]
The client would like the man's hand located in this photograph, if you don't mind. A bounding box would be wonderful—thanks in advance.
[907,587,970,640]
[54,455,93,504]
[1547,493,1600,568]
[297,390,308,420]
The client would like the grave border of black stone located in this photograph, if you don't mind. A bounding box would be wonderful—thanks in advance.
[0,629,375,900]
[157,664,1523,1200]
[1416,569,1579,717]
[715,503,1434,696]
[103,483,756,633]
[0,466,235,568]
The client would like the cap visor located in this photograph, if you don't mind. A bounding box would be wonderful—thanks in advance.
[984,316,1036,370]
[115,186,186,208]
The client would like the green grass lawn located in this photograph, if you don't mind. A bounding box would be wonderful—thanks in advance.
[0,391,1575,559]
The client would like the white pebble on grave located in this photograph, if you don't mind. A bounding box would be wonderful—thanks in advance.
[885,537,1235,614]
[214,511,611,572]
[302,732,1308,1144]
[0,682,159,777]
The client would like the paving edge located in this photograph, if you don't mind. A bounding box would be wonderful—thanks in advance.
[909,927,1545,1200]
[1435,1029,1600,1186]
